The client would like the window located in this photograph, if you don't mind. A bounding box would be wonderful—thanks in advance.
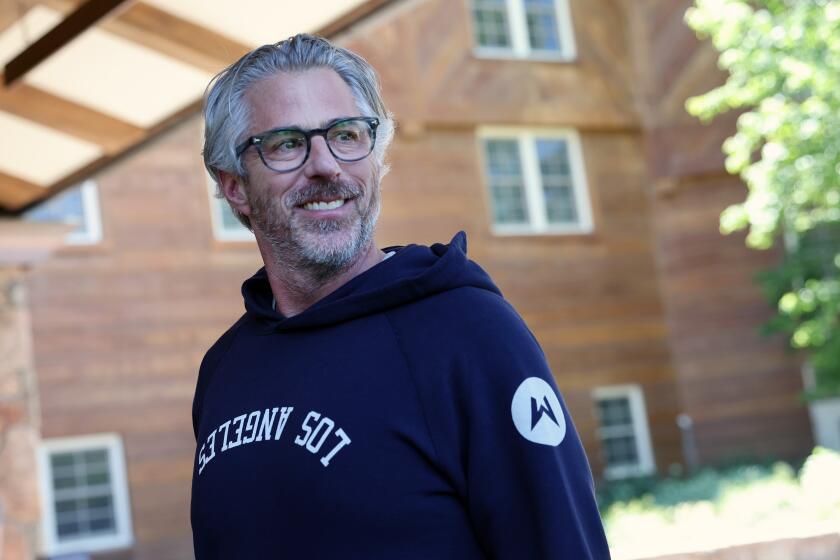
[471,0,576,59]
[795,221,840,278]
[38,434,133,556]
[24,180,102,245]
[478,128,593,235]
[206,174,254,242]
[592,386,655,478]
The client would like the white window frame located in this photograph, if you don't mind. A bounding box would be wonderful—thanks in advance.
[471,0,577,61]
[592,385,656,479]
[477,127,593,235]
[68,180,103,245]
[38,433,134,557]
[206,174,254,242]
[24,180,103,245]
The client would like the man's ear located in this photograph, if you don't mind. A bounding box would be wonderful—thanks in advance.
[218,170,251,217]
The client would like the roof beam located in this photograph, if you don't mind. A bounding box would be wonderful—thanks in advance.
[315,0,398,37]
[9,155,110,214]
[0,172,47,212]
[4,97,201,214]
[4,0,133,87]
[103,2,251,74]
[0,76,145,154]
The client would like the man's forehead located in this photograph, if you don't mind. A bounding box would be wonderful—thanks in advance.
[244,68,359,130]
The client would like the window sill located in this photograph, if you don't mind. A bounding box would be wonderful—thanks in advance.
[472,49,577,63]
[603,464,657,480]
[51,238,112,256]
[490,224,594,237]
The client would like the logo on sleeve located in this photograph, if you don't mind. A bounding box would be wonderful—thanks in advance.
[511,377,566,446]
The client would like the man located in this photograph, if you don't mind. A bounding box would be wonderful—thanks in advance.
[192,34,610,559]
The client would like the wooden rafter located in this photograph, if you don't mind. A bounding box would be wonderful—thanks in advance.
[0,76,145,154]
[7,155,110,214]
[4,0,134,87]
[102,2,250,74]
[0,0,404,213]
[316,0,397,37]
[8,98,201,214]
[0,171,47,211]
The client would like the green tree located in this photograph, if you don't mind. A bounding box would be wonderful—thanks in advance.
[685,0,840,398]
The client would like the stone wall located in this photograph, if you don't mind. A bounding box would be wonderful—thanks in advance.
[0,267,41,560]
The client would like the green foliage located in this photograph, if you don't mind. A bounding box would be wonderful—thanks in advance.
[685,0,840,398]
[597,457,786,511]
[601,448,840,557]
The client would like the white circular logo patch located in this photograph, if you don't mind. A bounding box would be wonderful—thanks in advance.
[511,377,566,446]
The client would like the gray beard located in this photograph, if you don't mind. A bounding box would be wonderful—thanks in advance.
[249,179,380,284]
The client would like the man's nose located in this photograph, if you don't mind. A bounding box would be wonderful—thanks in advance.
[303,136,341,180]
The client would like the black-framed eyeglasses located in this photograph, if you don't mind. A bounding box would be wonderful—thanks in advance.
[235,116,379,173]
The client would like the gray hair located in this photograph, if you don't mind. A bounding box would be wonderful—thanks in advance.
[202,34,395,229]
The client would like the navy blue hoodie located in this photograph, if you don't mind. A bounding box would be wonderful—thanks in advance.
[191,232,610,559]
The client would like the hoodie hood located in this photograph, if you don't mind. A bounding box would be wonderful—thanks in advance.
[241,231,501,332]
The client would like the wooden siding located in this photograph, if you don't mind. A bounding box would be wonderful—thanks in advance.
[634,0,813,462]
[26,120,262,559]
[652,177,813,463]
[342,0,640,130]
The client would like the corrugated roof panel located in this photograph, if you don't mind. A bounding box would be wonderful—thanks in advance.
[141,0,369,47]
[0,110,103,186]
[25,22,213,128]
[0,5,62,68]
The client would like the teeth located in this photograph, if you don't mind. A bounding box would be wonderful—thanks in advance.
[303,199,345,211]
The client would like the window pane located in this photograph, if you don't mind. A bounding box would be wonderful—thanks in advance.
[57,521,82,538]
[544,186,577,223]
[86,496,113,510]
[57,509,83,525]
[220,200,245,231]
[473,0,511,48]
[86,470,111,486]
[484,139,529,225]
[82,449,107,465]
[537,139,578,224]
[597,397,633,428]
[53,474,80,490]
[51,453,76,470]
[55,499,79,514]
[24,184,89,235]
[524,0,562,51]
[49,447,118,543]
[604,435,640,466]
[798,221,840,278]
[89,517,115,532]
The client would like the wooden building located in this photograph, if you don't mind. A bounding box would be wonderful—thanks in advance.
[0,0,814,558]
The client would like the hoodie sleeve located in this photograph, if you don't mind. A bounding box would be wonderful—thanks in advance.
[396,289,611,559]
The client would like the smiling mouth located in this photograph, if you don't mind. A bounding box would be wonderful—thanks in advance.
[299,198,350,211]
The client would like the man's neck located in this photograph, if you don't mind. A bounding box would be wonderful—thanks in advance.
[258,240,385,318]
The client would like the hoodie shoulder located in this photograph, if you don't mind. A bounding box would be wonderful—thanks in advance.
[388,283,536,361]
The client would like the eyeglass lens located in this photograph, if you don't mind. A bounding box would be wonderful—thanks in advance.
[259,119,375,172]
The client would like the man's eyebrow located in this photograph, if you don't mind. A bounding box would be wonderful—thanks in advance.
[267,116,357,131]
[322,116,355,128]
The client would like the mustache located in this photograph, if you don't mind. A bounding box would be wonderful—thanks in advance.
[287,181,361,207]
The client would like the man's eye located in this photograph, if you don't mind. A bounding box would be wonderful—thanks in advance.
[333,130,360,142]
[265,136,304,152]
